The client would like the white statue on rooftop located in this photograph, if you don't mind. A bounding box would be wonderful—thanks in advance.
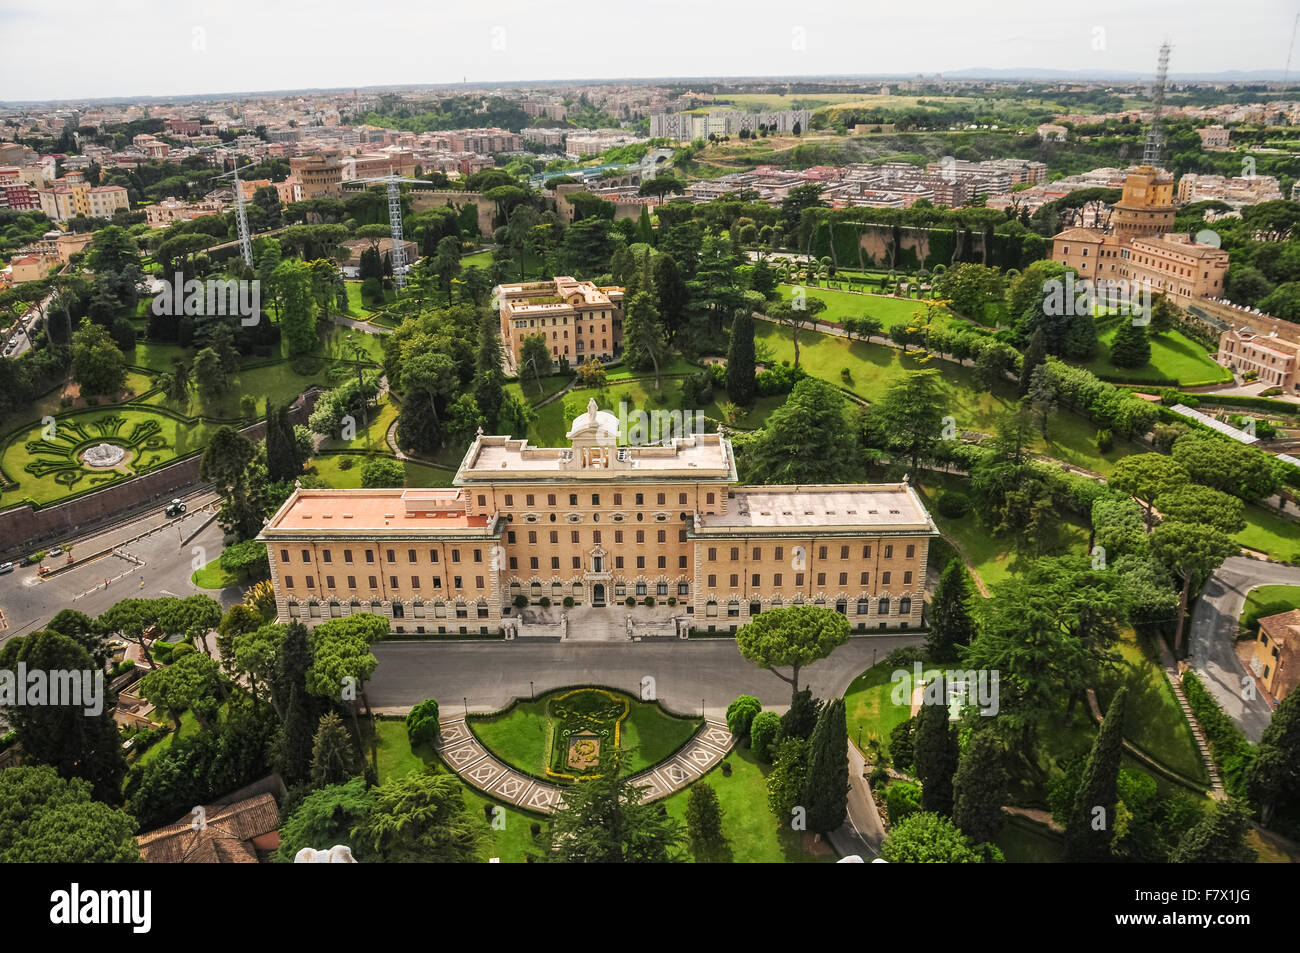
[587,397,599,422]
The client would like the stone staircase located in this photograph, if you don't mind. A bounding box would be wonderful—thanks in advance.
[1169,667,1226,800]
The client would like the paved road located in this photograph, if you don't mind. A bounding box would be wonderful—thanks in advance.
[368,633,922,716]
[0,502,234,644]
[1187,555,1300,742]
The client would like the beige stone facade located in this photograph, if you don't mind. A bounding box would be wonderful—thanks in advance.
[497,276,624,366]
[259,406,937,635]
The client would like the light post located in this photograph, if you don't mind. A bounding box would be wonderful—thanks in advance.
[530,680,534,701]
[463,695,467,717]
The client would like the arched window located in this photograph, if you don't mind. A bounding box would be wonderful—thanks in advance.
[899,597,912,616]
[878,598,890,615]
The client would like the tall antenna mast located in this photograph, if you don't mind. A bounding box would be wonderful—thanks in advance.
[1284,11,1300,85]
[212,163,256,269]
[1143,42,1171,167]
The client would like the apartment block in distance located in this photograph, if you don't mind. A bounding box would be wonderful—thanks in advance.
[259,403,938,634]
[496,276,624,365]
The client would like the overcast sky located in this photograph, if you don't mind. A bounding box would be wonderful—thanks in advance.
[2,0,1297,102]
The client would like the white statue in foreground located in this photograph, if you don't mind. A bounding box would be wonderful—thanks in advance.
[293,845,358,863]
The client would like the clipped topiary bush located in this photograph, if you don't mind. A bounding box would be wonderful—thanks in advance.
[725,694,762,743]
[406,698,440,749]
[935,490,970,519]
[750,710,781,762]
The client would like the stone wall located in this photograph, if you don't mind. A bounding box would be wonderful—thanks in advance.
[407,190,495,238]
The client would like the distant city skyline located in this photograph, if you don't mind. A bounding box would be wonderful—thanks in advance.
[1,1,1298,102]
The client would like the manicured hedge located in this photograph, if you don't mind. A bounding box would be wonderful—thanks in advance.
[1181,670,1255,800]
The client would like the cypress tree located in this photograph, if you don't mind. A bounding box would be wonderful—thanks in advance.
[779,688,821,742]
[474,311,506,431]
[684,782,726,860]
[637,205,654,246]
[274,684,317,786]
[914,675,959,815]
[1065,686,1127,861]
[310,711,362,787]
[1110,320,1151,368]
[726,309,757,405]
[952,729,1008,845]
[926,558,975,660]
[802,697,850,834]
[1019,326,1047,396]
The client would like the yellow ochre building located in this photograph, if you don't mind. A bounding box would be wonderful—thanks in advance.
[259,401,938,635]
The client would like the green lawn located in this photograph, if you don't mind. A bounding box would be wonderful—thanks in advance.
[1236,506,1300,563]
[843,659,930,762]
[318,394,399,453]
[373,719,542,862]
[467,688,702,779]
[371,717,824,862]
[506,373,570,406]
[912,472,1092,589]
[996,814,1064,862]
[659,748,831,863]
[773,283,933,327]
[308,453,455,489]
[191,558,237,590]
[756,321,1137,476]
[1085,320,1232,387]
[1241,585,1300,635]
[1096,631,1210,786]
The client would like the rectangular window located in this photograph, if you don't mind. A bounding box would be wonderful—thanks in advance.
[550,531,558,544]
[592,494,600,506]
[751,573,760,587]
[615,531,624,544]
[729,574,739,588]
[473,549,482,563]
[432,576,442,589]
[551,557,560,569]
[344,549,353,563]
[322,550,332,564]
[678,493,687,505]
[505,494,513,506]
[708,547,717,561]
[452,550,461,563]
[368,576,377,589]
[657,556,666,569]
[706,493,715,505]
[411,575,420,589]
[840,545,849,560]
[657,493,665,505]
[636,530,645,544]
[389,576,398,589]
[637,556,646,569]
[284,575,294,588]
[884,545,893,559]
[347,575,356,588]
[752,547,761,560]
[509,557,517,570]
[301,549,311,562]
[548,494,556,506]
[281,549,290,562]
[817,572,826,586]
[614,493,622,506]
[529,557,539,570]
[775,546,784,561]
[882,571,891,585]
[818,546,828,560]
[408,549,417,563]
[365,550,375,563]
[839,572,847,585]
[730,548,740,561]
[679,556,687,568]
[658,530,666,543]
[616,556,625,569]
[573,557,581,569]
[430,550,439,563]
[707,574,716,588]
[386,549,395,562]
[773,572,783,587]
[795,573,805,586]
[528,531,537,544]
[475,576,484,589]
[904,571,913,585]
[860,572,869,585]
[906,545,915,559]
[526,494,535,506]
[453,576,463,589]
[326,575,335,588]
[571,531,580,544]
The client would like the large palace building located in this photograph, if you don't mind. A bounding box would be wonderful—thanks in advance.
[259,402,938,635]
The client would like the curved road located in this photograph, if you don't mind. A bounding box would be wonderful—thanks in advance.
[368,633,921,717]
[1188,555,1300,742]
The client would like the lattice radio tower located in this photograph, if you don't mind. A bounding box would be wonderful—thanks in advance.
[212,163,256,269]
[351,167,427,290]
[1143,42,1172,167]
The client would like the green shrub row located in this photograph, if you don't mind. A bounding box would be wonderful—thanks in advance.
[1180,670,1255,800]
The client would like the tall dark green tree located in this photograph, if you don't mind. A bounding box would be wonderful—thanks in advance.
[684,782,727,861]
[1018,326,1047,397]
[1246,689,1300,827]
[1110,320,1151,368]
[725,309,757,405]
[309,711,362,788]
[913,675,960,816]
[802,697,850,834]
[201,426,261,540]
[741,379,855,485]
[544,748,684,862]
[926,558,975,659]
[1065,686,1127,862]
[1168,799,1258,864]
[952,729,1008,845]
[779,688,822,742]
[0,630,128,804]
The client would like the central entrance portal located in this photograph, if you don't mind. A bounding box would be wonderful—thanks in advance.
[592,583,606,607]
